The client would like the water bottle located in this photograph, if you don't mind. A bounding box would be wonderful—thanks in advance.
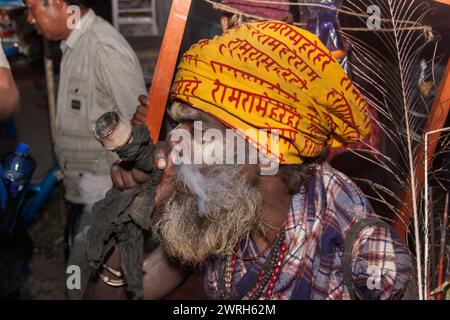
[2,143,32,199]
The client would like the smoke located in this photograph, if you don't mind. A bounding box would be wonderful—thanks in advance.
[179,164,249,218]
[179,165,209,217]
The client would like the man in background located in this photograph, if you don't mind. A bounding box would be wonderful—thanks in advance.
[25,0,146,299]
[0,38,19,120]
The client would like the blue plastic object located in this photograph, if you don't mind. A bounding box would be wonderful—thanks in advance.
[16,143,29,155]
[3,44,19,57]
[0,0,24,8]
[0,141,61,234]
[22,165,61,228]
[2,143,32,198]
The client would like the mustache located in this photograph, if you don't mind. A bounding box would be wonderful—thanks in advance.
[176,164,251,217]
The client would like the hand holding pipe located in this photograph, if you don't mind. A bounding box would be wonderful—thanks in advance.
[93,112,169,192]
[93,111,154,184]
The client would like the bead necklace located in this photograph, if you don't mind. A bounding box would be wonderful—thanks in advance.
[218,227,287,300]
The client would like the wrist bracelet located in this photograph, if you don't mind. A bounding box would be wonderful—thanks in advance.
[102,264,123,278]
[99,273,127,287]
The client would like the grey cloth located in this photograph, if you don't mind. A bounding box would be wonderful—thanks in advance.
[86,125,162,299]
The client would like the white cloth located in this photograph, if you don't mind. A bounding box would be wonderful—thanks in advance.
[0,38,11,69]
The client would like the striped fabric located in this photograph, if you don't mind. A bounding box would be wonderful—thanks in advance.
[203,163,412,300]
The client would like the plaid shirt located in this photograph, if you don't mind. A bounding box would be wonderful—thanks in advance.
[203,163,412,300]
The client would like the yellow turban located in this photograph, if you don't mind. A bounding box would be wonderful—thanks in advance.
[170,21,371,164]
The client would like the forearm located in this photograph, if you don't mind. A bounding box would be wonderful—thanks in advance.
[143,245,192,300]
[84,272,128,300]
[0,68,19,120]
[84,246,128,300]
[84,245,192,300]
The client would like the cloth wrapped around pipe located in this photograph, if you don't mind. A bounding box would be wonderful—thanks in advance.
[86,124,162,299]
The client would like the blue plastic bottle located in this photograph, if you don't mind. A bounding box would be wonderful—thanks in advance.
[2,143,31,198]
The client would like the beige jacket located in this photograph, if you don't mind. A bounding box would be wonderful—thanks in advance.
[55,10,146,204]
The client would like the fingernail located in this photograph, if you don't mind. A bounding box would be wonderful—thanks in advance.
[157,158,167,169]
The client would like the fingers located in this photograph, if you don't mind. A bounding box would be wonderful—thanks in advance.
[163,141,177,177]
[132,106,148,126]
[121,169,139,189]
[138,95,148,106]
[131,168,153,185]
[132,95,149,127]
[110,127,178,196]
[111,163,125,190]
[154,141,171,170]
[131,118,141,127]
[111,162,139,190]
[134,105,148,123]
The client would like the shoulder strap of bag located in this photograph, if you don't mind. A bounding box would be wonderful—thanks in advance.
[342,217,390,300]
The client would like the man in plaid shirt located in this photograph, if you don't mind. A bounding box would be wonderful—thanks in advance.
[203,162,411,300]
[86,19,411,300]
[91,103,412,301]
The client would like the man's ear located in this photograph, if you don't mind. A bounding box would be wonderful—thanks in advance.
[56,0,76,22]
[220,16,229,33]
[50,0,67,12]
